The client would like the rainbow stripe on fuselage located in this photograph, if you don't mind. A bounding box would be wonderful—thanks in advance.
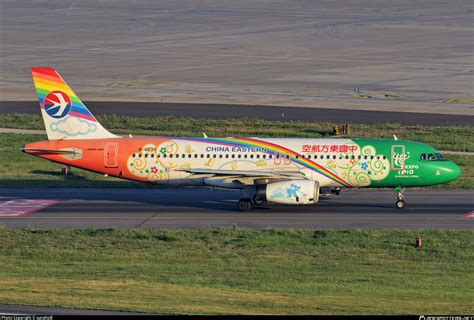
[31,67,96,122]
[176,137,353,187]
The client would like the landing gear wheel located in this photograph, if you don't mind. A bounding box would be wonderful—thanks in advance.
[395,199,406,209]
[238,198,252,211]
[394,187,406,209]
[253,194,264,205]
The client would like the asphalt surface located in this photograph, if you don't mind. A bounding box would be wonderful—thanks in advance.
[0,188,472,229]
[2,101,473,126]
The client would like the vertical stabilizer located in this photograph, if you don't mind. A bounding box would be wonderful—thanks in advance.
[31,67,119,140]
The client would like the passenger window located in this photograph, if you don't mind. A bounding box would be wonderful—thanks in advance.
[226,154,229,158]
[219,154,223,158]
[188,154,192,158]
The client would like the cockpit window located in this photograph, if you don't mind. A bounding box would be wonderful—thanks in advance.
[420,152,446,161]
[434,153,446,160]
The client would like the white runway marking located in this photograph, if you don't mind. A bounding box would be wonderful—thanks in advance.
[0,199,59,217]
[463,211,474,218]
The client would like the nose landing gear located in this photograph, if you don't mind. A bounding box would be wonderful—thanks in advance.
[395,187,406,209]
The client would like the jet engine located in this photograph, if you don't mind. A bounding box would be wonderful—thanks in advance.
[256,180,320,205]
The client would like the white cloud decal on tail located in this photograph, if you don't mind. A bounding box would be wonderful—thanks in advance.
[50,116,97,137]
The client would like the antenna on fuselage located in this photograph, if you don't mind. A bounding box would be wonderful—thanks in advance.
[393,134,398,140]
[203,132,208,138]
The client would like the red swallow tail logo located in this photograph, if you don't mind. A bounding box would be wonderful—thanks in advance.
[43,91,72,118]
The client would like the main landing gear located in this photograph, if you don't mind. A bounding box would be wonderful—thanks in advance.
[395,186,406,209]
[238,198,253,211]
[237,193,266,211]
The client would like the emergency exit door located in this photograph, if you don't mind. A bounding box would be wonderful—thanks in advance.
[105,143,119,168]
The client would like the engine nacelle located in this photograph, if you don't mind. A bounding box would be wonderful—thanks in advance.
[256,180,320,205]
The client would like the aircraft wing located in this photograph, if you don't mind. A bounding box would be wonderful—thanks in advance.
[174,168,307,179]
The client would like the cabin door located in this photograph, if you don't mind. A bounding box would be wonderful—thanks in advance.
[105,143,119,168]
[391,145,405,171]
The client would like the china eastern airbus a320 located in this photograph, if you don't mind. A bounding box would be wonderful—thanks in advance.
[23,67,461,210]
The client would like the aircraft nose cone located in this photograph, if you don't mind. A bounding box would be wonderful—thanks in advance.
[452,162,461,180]
[443,161,461,182]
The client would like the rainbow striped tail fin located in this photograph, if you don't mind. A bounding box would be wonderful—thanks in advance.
[31,67,119,140]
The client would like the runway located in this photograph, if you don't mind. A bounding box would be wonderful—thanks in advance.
[2,101,473,126]
[0,188,472,229]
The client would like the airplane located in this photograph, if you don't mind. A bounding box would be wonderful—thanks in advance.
[23,67,461,211]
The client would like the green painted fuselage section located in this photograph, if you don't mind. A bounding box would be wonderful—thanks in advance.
[351,138,460,188]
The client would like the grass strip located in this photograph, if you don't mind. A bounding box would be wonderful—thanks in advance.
[0,228,472,315]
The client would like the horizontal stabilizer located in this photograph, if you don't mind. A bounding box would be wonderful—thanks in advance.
[22,147,83,160]
[22,147,77,154]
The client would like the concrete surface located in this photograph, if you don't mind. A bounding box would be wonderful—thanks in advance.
[1,0,472,115]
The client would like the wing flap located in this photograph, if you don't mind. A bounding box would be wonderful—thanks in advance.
[175,168,307,179]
